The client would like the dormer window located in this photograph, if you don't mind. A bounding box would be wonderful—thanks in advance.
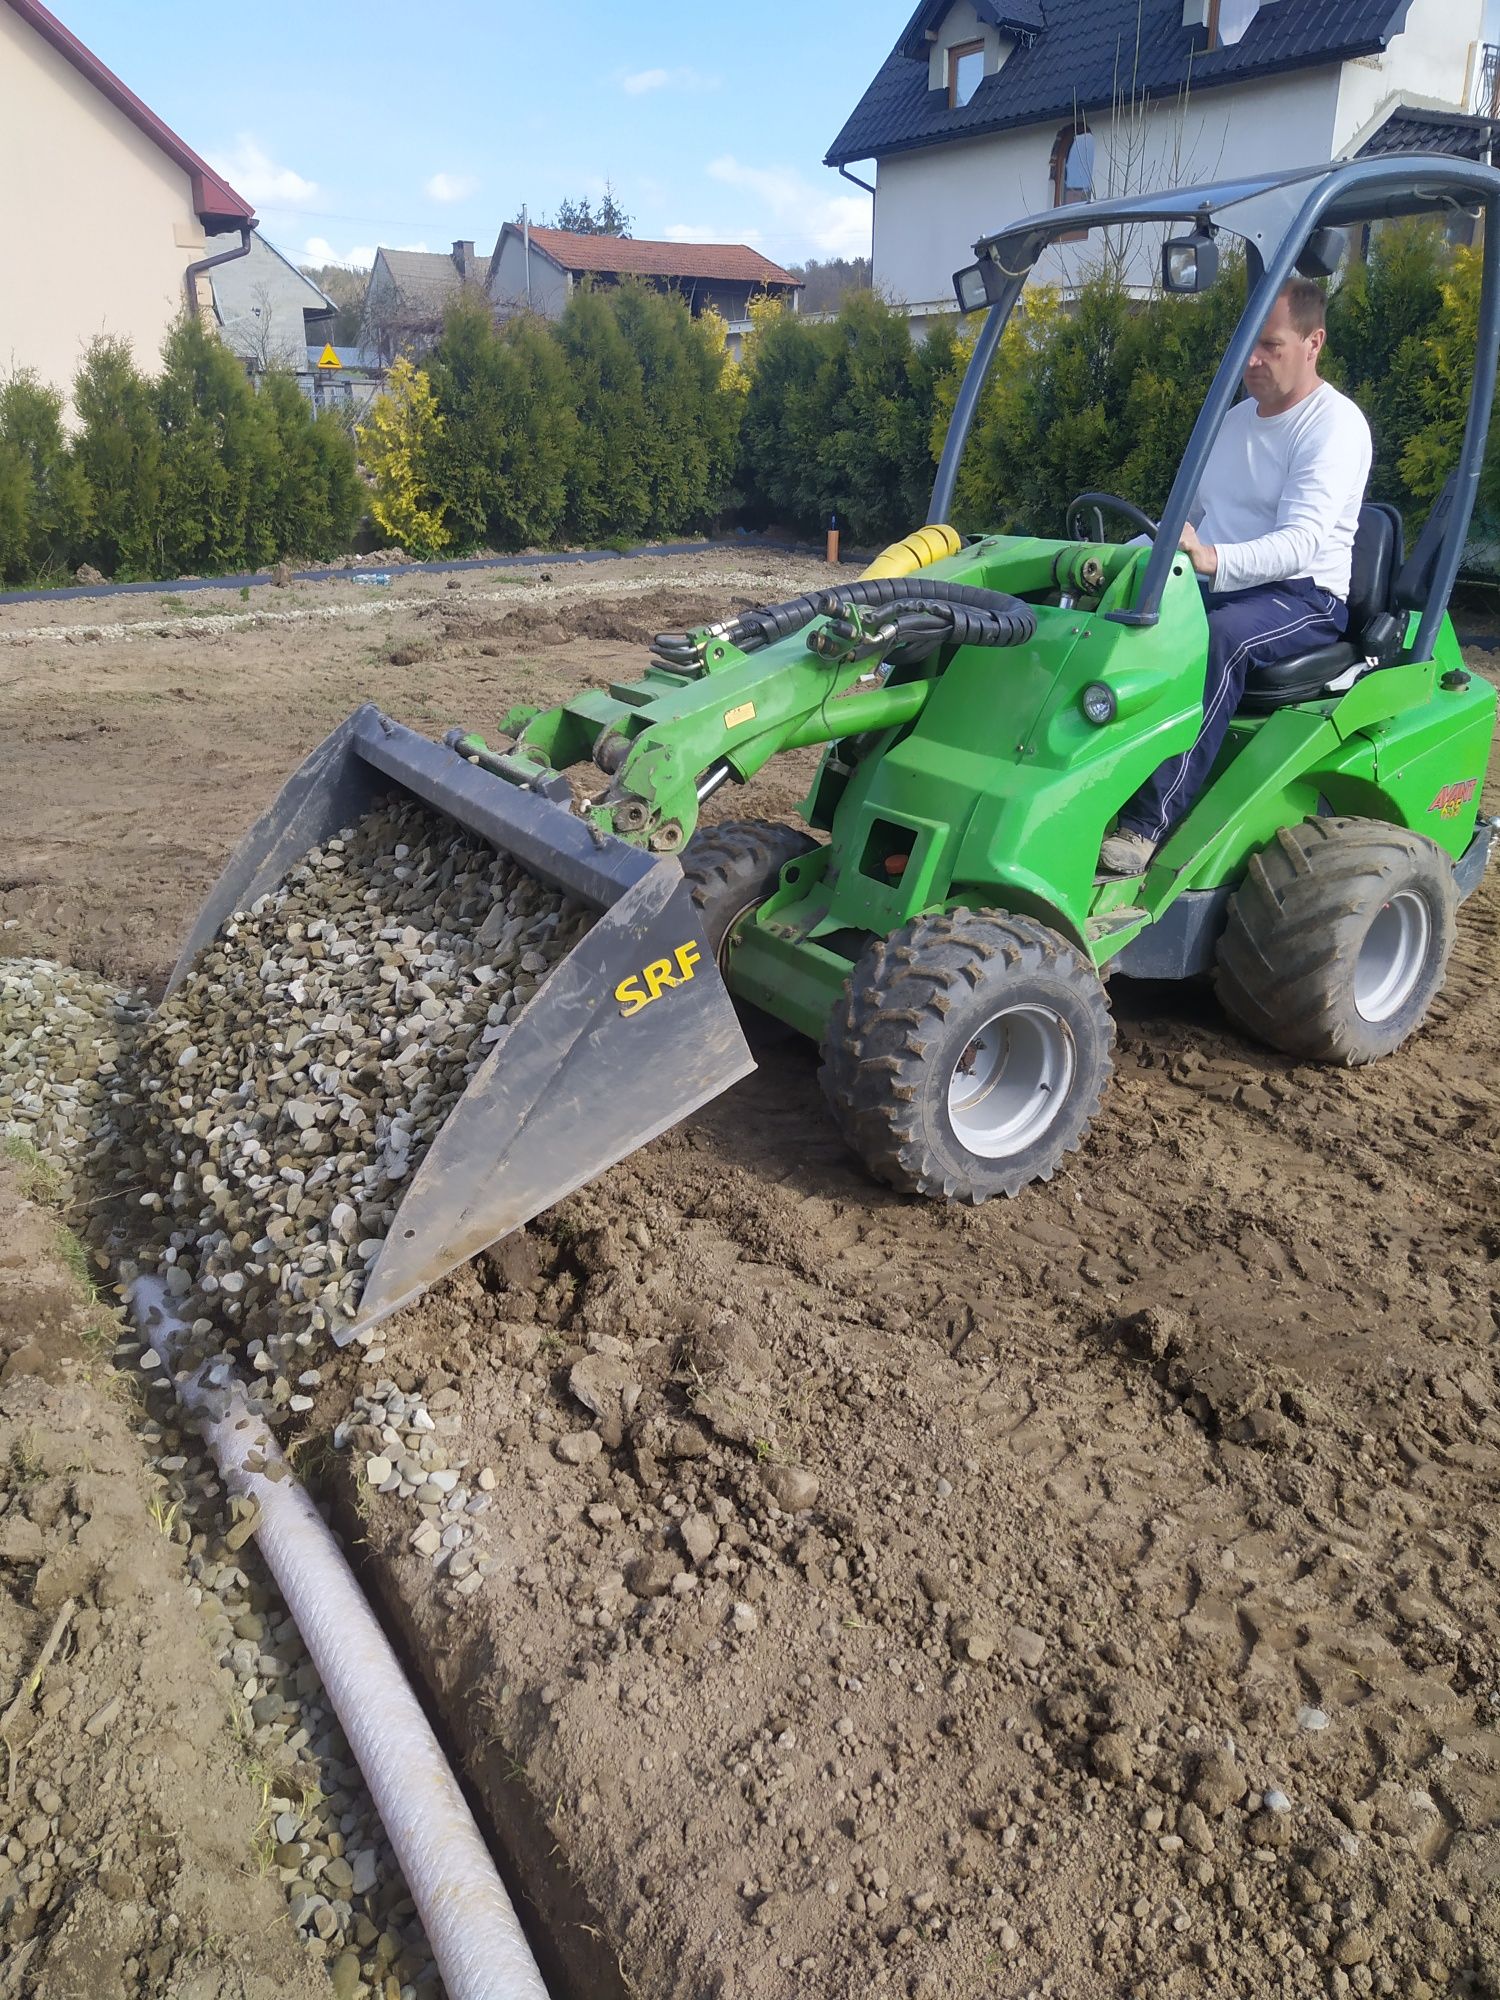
[1208,0,1260,47]
[948,38,986,107]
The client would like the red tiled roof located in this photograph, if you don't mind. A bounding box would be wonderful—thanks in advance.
[521,226,799,288]
[4,0,255,226]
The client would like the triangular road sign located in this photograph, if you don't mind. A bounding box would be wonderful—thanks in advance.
[317,343,342,369]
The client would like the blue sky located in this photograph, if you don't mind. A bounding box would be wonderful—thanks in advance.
[57,0,914,271]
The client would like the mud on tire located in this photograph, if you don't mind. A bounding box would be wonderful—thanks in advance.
[1215,815,1458,1065]
[819,908,1115,1201]
[681,817,820,965]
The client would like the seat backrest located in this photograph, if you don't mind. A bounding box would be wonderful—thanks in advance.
[1393,472,1454,613]
[1347,501,1402,633]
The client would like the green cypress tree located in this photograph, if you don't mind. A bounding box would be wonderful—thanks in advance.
[0,370,90,579]
[426,296,577,551]
[558,284,649,544]
[253,372,362,562]
[155,315,276,574]
[71,337,161,578]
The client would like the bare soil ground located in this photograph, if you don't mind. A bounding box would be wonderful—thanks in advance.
[0,1160,329,2000]
[2,555,1497,2000]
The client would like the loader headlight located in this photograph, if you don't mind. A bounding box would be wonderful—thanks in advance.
[1082,682,1116,726]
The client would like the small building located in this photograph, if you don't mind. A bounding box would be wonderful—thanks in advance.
[362,228,802,364]
[825,0,1490,323]
[0,0,255,397]
[361,240,487,363]
[487,226,801,351]
[211,230,337,374]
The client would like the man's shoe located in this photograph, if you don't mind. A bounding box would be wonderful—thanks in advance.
[1098,829,1156,877]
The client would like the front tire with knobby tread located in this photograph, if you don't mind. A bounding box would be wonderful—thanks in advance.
[681,818,820,965]
[1214,815,1457,1065]
[820,908,1115,1201]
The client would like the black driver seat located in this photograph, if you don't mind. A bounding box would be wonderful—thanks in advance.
[1238,501,1404,713]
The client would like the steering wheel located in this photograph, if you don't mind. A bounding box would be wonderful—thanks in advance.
[1066,492,1160,544]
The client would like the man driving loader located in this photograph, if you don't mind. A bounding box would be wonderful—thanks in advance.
[1099,276,1373,876]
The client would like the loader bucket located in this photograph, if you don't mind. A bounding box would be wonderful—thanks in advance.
[167,704,754,1345]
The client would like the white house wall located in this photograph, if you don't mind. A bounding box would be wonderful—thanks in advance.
[1332,0,1484,147]
[872,67,1343,312]
[489,234,569,318]
[212,232,327,371]
[0,6,212,398]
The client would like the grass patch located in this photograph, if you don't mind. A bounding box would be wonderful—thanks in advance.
[53,1222,94,1293]
[10,1430,45,1487]
[3,1133,64,1206]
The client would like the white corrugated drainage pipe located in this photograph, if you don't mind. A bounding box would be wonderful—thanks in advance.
[129,1277,551,2000]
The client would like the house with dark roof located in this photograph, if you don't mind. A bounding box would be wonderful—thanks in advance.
[826,0,1490,319]
[0,0,255,396]
[487,225,801,343]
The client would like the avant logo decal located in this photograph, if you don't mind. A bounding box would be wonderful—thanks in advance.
[1428,778,1478,820]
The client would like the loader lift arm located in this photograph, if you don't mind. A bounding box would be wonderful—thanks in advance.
[450,574,1042,854]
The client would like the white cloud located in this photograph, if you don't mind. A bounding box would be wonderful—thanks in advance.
[622,65,719,95]
[707,155,870,259]
[661,222,714,242]
[424,171,479,204]
[301,236,378,269]
[211,134,319,208]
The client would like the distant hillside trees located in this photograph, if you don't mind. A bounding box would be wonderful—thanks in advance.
[788,255,873,314]
[298,263,368,348]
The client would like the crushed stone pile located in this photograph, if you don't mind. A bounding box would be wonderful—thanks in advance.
[90,794,592,1380]
[0,959,148,1194]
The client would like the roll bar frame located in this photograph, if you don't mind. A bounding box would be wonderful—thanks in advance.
[931,154,1500,662]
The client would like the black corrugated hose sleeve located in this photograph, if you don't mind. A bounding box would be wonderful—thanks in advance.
[652,577,1035,665]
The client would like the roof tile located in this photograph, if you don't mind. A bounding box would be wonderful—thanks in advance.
[521,227,798,287]
[827,0,1414,164]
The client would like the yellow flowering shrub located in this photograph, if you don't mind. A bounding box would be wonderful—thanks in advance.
[356,357,449,557]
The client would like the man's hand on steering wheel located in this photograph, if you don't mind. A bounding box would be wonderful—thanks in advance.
[1177,519,1220,579]
[1066,491,1160,544]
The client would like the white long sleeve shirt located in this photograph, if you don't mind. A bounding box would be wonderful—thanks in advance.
[1192,380,1373,600]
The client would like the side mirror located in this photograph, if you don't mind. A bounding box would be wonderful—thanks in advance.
[1296,226,1347,280]
[1161,230,1219,295]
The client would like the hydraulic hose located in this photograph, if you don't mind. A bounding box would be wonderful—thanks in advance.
[652,576,1035,667]
[129,1277,552,2000]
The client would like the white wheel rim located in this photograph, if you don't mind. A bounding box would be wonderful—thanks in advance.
[1354,890,1431,1024]
[946,1004,1075,1159]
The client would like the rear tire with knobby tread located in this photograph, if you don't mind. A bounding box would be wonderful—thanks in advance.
[820,908,1115,1201]
[1214,815,1457,1065]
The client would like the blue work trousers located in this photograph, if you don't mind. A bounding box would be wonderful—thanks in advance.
[1120,577,1346,844]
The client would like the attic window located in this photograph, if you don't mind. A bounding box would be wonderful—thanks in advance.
[1208,0,1260,48]
[948,40,985,108]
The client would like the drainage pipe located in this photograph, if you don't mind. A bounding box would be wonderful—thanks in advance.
[129,1277,551,2000]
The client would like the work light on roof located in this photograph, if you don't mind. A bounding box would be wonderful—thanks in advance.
[1161,225,1219,296]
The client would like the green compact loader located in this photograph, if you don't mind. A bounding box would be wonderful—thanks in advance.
[177,156,1499,1339]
